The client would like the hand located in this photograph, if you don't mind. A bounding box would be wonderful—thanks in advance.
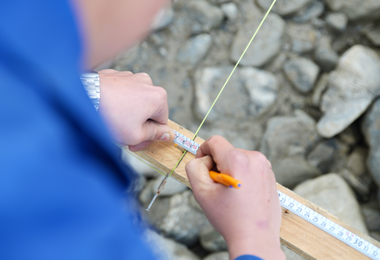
[98,69,174,151]
[185,136,284,260]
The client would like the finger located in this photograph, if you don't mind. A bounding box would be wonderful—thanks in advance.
[147,87,169,125]
[141,121,175,142]
[134,73,154,85]
[129,141,153,152]
[186,156,215,188]
[197,136,234,162]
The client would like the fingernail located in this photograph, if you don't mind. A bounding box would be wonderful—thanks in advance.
[160,133,170,141]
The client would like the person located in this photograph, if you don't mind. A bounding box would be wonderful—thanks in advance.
[0,0,285,259]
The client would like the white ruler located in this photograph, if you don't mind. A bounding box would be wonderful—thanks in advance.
[173,131,380,259]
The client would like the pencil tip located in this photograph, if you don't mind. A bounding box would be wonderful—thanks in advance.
[229,185,232,188]
[238,183,241,187]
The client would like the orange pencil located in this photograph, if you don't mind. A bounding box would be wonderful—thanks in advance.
[209,171,242,189]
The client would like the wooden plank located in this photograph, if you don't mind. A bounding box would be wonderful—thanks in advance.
[131,119,380,259]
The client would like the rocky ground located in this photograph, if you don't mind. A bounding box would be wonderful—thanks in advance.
[106,0,380,259]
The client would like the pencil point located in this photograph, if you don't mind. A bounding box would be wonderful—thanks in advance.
[229,185,232,188]
[238,183,241,187]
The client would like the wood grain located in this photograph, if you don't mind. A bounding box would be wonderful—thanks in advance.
[130,119,379,259]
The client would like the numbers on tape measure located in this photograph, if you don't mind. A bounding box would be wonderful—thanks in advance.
[173,133,379,259]
[277,190,380,259]
[173,131,199,155]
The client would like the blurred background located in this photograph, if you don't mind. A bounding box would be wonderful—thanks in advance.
[98,0,380,259]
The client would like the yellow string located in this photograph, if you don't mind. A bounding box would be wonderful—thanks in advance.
[120,0,278,180]
[192,0,277,140]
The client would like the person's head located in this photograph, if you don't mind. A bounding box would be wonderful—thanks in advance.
[71,0,168,68]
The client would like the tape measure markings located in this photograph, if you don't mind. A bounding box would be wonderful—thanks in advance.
[174,131,380,259]
[174,130,199,155]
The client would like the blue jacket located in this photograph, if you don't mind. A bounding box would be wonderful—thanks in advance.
[0,0,262,259]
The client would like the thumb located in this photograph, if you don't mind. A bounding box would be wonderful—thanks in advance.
[142,121,175,142]
[185,156,215,190]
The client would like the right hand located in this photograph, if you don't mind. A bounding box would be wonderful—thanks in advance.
[185,136,284,260]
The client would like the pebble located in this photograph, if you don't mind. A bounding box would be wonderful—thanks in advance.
[308,73,329,108]
[365,25,380,46]
[362,205,380,232]
[323,0,380,21]
[292,0,325,23]
[257,0,313,16]
[307,138,349,174]
[220,3,238,21]
[286,23,317,54]
[146,190,211,245]
[231,13,285,67]
[314,45,339,72]
[203,252,229,260]
[283,57,320,94]
[325,12,348,32]
[152,175,188,197]
[199,226,227,252]
[273,157,321,189]
[317,45,380,138]
[177,34,212,65]
[261,110,321,162]
[240,67,278,118]
[362,98,380,188]
[294,173,369,234]
[145,229,200,260]
[185,0,223,33]
[152,5,175,31]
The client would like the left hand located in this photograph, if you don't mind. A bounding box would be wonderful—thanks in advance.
[97,69,174,151]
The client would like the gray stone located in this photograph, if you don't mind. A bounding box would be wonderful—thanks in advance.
[362,205,380,232]
[152,4,175,31]
[323,0,380,21]
[146,190,211,245]
[314,45,339,72]
[257,0,313,16]
[317,45,380,138]
[365,25,380,46]
[325,12,348,32]
[293,0,325,23]
[145,229,200,260]
[281,245,307,260]
[194,67,250,122]
[139,180,155,205]
[362,99,380,188]
[347,147,368,177]
[284,57,320,94]
[294,173,369,234]
[309,73,329,108]
[221,3,238,21]
[198,125,259,151]
[286,23,317,54]
[122,149,161,178]
[338,126,359,146]
[177,34,212,65]
[208,0,230,4]
[273,157,321,189]
[371,231,380,242]
[240,67,278,118]
[200,226,227,252]
[185,0,224,33]
[231,13,285,67]
[152,175,187,197]
[307,139,349,174]
[340,147,372,196]
[261,110,321,162]
[203,252,229,260]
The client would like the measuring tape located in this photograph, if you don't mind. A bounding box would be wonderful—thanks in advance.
[173,131,380,259]
[173,130,199,155]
